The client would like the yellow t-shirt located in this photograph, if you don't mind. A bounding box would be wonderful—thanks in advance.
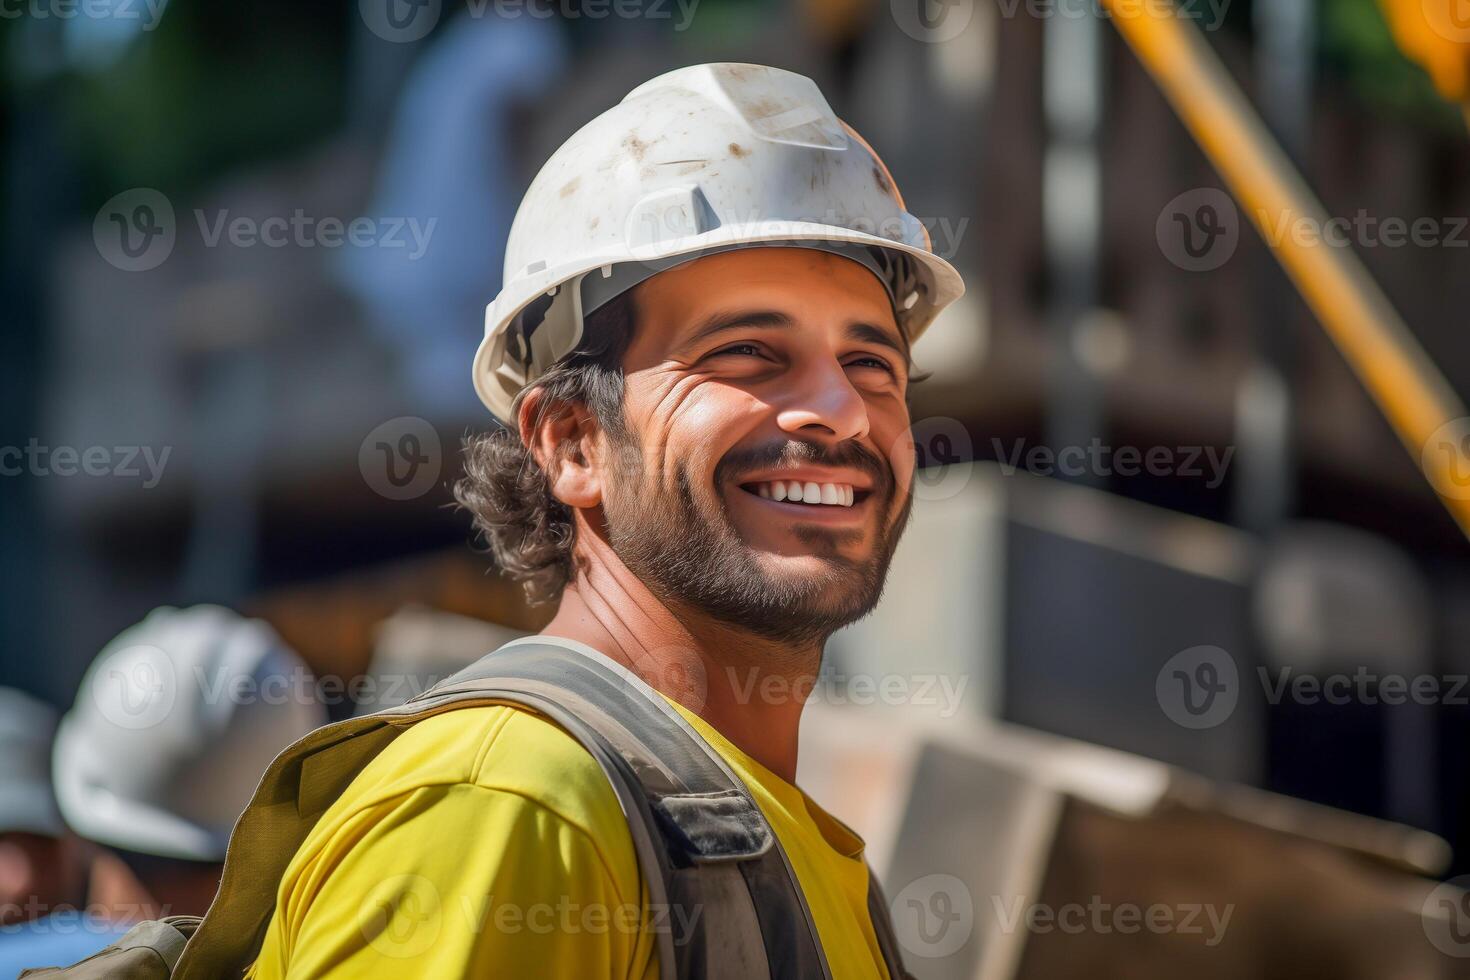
[246,672,889,979]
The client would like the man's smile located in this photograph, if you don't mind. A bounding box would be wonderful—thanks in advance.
[726,467,879,530]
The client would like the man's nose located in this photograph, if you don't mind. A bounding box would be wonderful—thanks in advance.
[772,360,871,443]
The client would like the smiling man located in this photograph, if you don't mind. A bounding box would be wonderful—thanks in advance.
[248,63,963,979]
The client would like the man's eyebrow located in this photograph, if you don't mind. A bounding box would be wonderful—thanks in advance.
[677,309,910,364]
[679,310,794,351]
[847,321,909,362]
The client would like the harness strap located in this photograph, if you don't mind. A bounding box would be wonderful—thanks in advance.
[176,638,907,980]
[411,638,830,979]
[865,868,914,980]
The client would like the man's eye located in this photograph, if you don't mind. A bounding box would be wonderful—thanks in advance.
[848,356,897,376]
[713,343,764,358]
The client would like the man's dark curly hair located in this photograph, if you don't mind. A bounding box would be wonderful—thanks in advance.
[454,294,636,605]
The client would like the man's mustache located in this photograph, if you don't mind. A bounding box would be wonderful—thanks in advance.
[714,439,894,499]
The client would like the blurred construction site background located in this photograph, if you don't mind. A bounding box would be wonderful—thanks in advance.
[5,0,1470,976]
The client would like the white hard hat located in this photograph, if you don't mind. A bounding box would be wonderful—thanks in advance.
[52,605,328,862]
[0,688,65,837]
[473,62,967,422]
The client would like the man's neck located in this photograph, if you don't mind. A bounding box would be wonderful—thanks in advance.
[540,546,819,783]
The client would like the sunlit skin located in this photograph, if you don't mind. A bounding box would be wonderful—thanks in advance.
[527,247,918,781]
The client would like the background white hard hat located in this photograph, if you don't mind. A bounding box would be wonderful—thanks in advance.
[0,688,65,838]
[52,605,327,862]
[474,61,967,423]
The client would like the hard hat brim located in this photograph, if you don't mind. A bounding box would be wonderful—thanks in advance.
[473,221,965,424]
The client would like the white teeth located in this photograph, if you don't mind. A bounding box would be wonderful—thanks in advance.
[747,480,857,507]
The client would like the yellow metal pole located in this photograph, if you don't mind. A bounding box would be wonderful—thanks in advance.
[1098,0,1470,539]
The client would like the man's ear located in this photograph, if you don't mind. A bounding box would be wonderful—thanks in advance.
[518,389,604,509]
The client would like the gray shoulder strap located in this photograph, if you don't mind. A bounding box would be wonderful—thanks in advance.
[179,639,908,980]
[864,868,914,980]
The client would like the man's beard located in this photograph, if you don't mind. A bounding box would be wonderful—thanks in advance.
[601,433,912,648]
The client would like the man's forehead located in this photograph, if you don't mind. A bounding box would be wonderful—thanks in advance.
[632,246,901,342]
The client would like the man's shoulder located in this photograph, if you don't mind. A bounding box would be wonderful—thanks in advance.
[256,706,654,979]
[341,702,624,833]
